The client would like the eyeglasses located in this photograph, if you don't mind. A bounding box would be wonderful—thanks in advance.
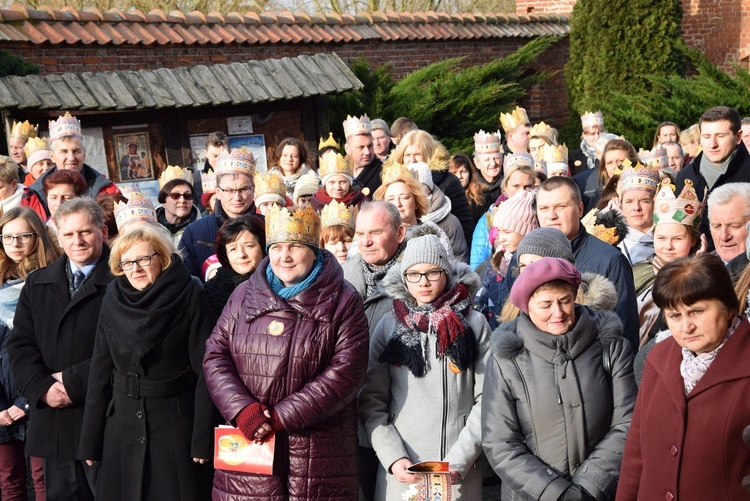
[167,192,193,201]
[0,233,35,245]
[117,252,158,271]
[404,269,445,283]
[218,186,253,197]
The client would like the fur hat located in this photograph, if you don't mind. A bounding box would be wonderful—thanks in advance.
[400,234,449,276]
[516,227,574,263]
[510,257,581,314]
[492,190,539,236]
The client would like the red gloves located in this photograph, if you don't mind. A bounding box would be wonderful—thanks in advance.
[235,403,285,440]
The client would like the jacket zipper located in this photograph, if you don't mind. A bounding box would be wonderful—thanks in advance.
[441,357,448,459]
[284,314,303,396]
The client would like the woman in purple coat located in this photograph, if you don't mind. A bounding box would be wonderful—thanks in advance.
[203,205,369,501]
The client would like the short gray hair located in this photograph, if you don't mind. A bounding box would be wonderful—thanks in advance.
[54,196,103,228]
[51,135,86,155]
[707,183,750,217]
[662,141,684,156]
[359,200,401,231]
[370,119,390,135]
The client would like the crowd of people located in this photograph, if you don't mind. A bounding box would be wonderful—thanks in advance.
[0,104,749,501]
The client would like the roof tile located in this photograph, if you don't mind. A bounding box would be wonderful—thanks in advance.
[196,24,223,44]
[33,21,65,44]
[97,22,127,44]
[171,24,198,44]
[64,22,96,44]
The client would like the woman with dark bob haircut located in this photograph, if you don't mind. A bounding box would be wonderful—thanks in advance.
[618,254,750,500]
[204,215,266,318]
[156,178,201,247]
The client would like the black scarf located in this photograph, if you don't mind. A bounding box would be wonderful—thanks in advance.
[204,266,252,318]
[156,206,197,235]
[99,254,193,365]
[361,241,406,298]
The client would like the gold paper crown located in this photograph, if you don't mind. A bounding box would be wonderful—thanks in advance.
[10,120,38,141]
[159,165,193,189]
[318,132,341,152]
[266,204,320,248]
[653,178,705,228]
[530,121,553,139]
[342,114,371,139]
[254,171,286,206]
[499,106,530,133]
[321,201,356,230]
[319,152,352,180]
[540,143,568,165]
[114,192,157,231]
[617,159,661,196]
[48,112,82,143]
[216,147,256,178]
[638,146,668,171]
[202,169,217,193]
[473,130,502,154]
[581,111,604,130]
[381,162,415,185]
[24,136,48,157]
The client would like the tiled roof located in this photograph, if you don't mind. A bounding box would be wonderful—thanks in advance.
[0,4,569,46]
[0,52,362,110]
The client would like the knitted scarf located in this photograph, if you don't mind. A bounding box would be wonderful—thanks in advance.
[266,248,325,300]
[380,283,478,377]
[580,139,598,171]
[311,187,367,210]
[362,241,407,298]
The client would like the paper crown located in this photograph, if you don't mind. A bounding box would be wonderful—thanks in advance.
[530,121,554,139]
[321,200,356,230]
[540,143,568,166]
[318,132,341,152]
[48,112,82,143]
[265,204,320,248]
[319,152,352,181]
[24,137,50,167]
[653,178,705,228]
[581,111,604,130]
[10,120,38,141]
[638,146,668,171]
[216,147,256,178]
[254,171,286,206]
[504,152,534,172]
[499,106,530,133]
[114,192,157,231]
[159,165,192,189]
[202,169,217,193]
[473,130,502,154]
[342,114,371,139]
[617,159,661,196]
[381,162,415,185]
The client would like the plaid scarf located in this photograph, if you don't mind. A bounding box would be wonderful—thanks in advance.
[361,241,406,298]
[380,283,478,377]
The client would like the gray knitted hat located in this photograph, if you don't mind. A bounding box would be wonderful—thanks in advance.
[401,234,450,275]
[516,227,575,263]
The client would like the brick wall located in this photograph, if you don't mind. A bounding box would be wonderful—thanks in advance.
[515,0,575,14]
[3,36,571,129]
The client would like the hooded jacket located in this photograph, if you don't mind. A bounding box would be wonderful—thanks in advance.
[482,307,636,500]
[360,261,491,501]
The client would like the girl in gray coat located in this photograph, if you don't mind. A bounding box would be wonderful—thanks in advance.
[359,234,491,500]
[482,257,637,501]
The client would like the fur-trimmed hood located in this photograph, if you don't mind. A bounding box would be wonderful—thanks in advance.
[491,307,624,360]
[382,259,480,304]
[579,272,618,312]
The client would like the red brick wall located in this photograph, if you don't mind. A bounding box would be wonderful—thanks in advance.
[4,36,571,129]
[515,0,575,14]
[681,0,750,71]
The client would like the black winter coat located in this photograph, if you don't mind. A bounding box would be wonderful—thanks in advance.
[433,170,475,249]
[7,250,113,459]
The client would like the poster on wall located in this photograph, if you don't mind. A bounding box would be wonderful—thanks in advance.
[229,134,267,173]
[190,134,208,172]
[114,132,154,183]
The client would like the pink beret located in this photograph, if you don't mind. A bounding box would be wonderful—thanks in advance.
[509,257,581,314]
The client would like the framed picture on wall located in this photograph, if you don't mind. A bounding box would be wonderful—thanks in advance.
[114,132,154,182]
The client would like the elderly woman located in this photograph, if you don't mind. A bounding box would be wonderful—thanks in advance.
[483,257,637,500]
[204,215,266,318]
[270,137,318,196]
[203,205,368,500]
[79,226,216,501]
[0,207,58,501]
[359,234,491,500]
[617,254,750,500]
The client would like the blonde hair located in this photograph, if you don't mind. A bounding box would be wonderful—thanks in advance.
[0,157,19,185]
[391,130,438,165]
[0,207,60,282]
[109,225,175,276]
[373,175,429,220]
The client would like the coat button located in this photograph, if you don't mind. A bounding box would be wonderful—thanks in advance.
[670,445,678,456]
[666,492,674,501]
[136,411,143,419]
[139,437,146,445]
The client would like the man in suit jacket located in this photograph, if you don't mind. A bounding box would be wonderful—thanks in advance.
[8,197,113,501]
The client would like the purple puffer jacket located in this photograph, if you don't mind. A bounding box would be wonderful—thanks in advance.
[203,252,369,501]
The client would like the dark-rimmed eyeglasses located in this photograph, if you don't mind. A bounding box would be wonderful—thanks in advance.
[117,252,159,271]
[404,269,445,283]
[0,233,35,245]
[167,192,193,201]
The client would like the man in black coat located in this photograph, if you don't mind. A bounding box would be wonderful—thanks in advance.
[676,106,750,249]
[8,197,112,501]
[346,115,383,197]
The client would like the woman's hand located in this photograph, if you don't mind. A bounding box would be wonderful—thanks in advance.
[0,408,13,426]
[193,458,208,464]
[253,411,274,443]
[391,458,420,484]
[6,405,25,421]
[448,467,460,483]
